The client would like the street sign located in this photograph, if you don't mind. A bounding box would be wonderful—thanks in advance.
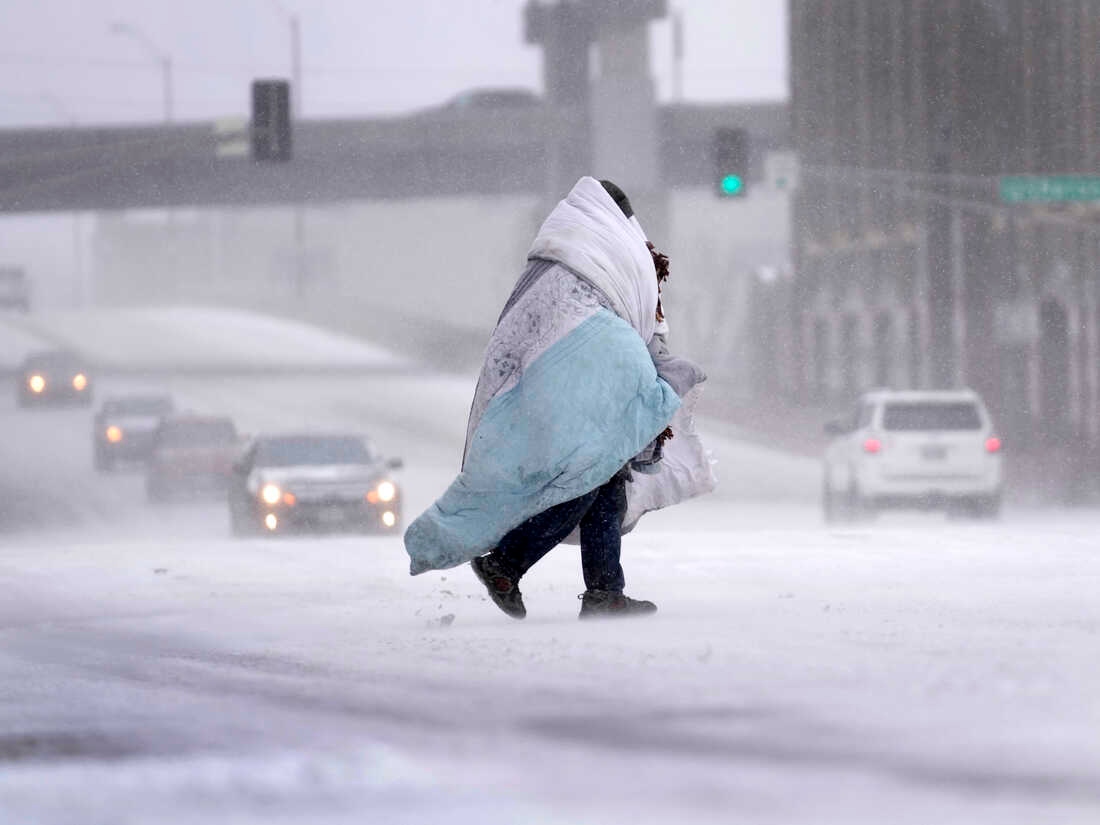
[213,117,248,158]
[999,175,1100,203]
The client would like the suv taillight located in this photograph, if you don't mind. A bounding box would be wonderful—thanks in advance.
[862,438,882,454]
[985,436,1002,453]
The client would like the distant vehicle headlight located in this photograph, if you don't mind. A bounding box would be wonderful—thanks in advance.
[28,374,46,393]
[106,425,123,443]
[376,481,396,502]
[264,513,278,531]
[261,483,282,505]
[381,511,397,528]
[72,373,88,391]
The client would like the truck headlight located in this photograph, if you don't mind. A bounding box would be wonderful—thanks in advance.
[261,483,282,505]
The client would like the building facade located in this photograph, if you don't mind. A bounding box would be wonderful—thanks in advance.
[789,0,1100,460]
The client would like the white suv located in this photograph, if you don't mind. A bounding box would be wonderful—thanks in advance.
[823,389,1003,520]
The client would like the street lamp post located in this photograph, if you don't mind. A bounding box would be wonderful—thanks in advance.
[266,1,306,296]
[267,0,302,117]
[672,9,684,103]
[109,22,173,122]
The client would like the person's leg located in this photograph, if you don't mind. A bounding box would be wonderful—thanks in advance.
[472,488,600,620]
[576,470,657,617]
[578,472,627,592]
[492,488,598,579]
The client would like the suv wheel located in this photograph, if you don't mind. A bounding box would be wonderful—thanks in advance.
[846,484,876,522]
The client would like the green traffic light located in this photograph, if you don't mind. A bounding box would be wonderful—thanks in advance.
[720,174,744,196]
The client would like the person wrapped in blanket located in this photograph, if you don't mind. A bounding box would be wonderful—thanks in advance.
[403,177,715,620]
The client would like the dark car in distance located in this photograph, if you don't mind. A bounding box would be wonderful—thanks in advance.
[18,350,92,407]
[146,414,240,502]
[93,393,175,471]
[228,433,403,536]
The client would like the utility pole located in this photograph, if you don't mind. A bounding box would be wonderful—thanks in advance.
[161,54,173,123]
[672,9,684,102]
[290,13,302,117]
[40,91,84,306]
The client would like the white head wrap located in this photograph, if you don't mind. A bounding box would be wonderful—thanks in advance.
[527,177,659,343]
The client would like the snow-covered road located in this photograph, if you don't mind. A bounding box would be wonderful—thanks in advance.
[1,310,1098,824]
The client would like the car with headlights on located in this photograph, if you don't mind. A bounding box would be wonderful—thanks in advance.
[146,414,240,501]
[823,388,1003,521]
[228,433,403,536]
[93,393,175,471]
[17,350,92,407]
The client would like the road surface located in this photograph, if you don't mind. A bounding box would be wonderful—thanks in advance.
[1,310,1097,824]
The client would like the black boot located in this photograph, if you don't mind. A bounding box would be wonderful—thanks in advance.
[578,589,657,619]
[471,555,526,620]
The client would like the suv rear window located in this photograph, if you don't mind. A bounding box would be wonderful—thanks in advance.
[882,402,982,431]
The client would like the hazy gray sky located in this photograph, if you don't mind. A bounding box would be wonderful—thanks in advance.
[0,1,787,127]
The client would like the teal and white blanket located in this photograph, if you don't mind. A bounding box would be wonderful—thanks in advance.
[404,177,715,575]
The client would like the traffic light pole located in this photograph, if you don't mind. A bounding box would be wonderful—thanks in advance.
[290,14,302,118]
[292,204,306,298]
[290,15,304,296]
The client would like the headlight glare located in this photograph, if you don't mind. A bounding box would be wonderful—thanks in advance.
[377,481,396,502]
[261,483,282,505]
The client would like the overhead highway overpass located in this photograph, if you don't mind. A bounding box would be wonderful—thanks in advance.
[0,102,788,213]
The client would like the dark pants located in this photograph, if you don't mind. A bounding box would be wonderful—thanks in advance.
[490,471,628,592]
